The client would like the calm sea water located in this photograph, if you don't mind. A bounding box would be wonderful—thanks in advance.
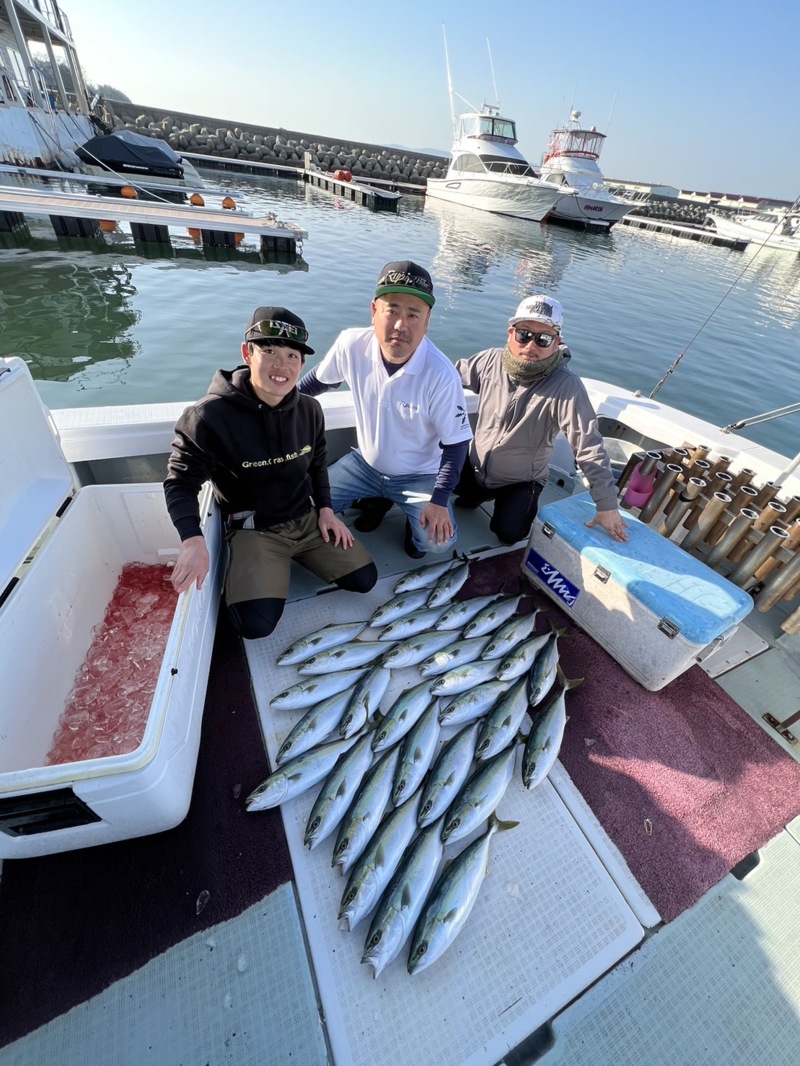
[3,169,800,458]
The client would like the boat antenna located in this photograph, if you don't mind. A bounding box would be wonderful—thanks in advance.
[604,89,618,134]
[442,26,457,138]
[487,38,500,108]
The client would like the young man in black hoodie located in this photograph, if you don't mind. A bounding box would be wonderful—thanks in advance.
[164,306,377,639]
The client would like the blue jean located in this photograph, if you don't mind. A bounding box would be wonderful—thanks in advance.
[327,450,457,554]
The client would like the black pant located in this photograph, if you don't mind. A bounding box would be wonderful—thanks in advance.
[455,463,544,545]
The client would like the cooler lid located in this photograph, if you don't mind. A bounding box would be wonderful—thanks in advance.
[0,357,74,594]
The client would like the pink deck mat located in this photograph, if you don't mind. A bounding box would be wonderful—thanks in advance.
[470,548,800,923]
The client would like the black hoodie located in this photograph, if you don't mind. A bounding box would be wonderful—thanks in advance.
[164,366,332,541]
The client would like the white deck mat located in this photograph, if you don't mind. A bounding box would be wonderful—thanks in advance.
[538,828,800,1066]
[246,578,645,1066]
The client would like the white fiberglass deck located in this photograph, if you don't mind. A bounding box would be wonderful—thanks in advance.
[245,573,647,1066]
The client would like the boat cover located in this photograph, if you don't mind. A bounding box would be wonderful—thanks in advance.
[76,130,185,179]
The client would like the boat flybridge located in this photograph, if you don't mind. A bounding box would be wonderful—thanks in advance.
[538,110,637,229]
[705,204,800,253]
[425,103,570,221]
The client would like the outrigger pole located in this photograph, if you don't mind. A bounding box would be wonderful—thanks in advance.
[442,26,457,139]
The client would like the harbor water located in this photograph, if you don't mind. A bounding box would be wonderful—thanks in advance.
[2,169,799,458]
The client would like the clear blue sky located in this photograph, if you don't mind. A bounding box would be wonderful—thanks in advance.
[59,0,798,201]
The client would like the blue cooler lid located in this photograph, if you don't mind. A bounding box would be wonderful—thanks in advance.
[532,492,753,645]
[0,357,74,594]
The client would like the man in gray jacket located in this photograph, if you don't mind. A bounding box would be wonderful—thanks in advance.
[455,293,628,544]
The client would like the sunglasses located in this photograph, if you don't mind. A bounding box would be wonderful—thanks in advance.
[251,319,308,345]
[514,328,558,348]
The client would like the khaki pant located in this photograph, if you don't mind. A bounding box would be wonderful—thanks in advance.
[225,508,374,604]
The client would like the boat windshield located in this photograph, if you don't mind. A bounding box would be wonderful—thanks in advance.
[460,114,517,143]
[482,157,536,177]
[544,127,605,161]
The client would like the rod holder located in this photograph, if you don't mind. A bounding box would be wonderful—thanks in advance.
[754,518,800,582]
[728,526,790,587]
[705,507,760,568]
[638,463,684,524]
[755,547,800,612]
[680,492,731,552]
[659,477,706,536]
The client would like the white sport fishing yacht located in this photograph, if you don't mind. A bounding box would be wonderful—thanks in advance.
[538,110,637,229]
[1,340,799,1063]
[426,102,569,222]
[705,204,800,253]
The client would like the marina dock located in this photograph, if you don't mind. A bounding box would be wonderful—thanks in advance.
[620,214,748,249]
[301,168,401,211]
[0,185,307,253]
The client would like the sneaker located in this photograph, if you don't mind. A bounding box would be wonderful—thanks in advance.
[403,519,426,559]
[352,497,393,532]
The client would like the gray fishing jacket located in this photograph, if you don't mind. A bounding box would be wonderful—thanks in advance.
[456,345,618,511]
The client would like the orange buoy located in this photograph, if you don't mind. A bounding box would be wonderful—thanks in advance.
[189,192,205,206]
[187,227,201,240]
[99,219,117,233]
[333,169,345,181]
[222,196,236,210]
[120,185,138,199]
[341,170,353,182]
[234,232,244,245]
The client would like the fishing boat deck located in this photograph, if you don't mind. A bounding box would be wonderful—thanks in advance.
[7,486,800,1066]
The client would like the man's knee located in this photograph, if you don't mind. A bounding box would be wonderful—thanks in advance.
[335,561,378,594]
[227,597,285,639]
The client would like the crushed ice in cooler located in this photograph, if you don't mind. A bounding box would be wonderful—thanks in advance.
[45,563,175,764]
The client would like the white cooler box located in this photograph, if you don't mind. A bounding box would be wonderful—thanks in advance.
[521,492,753,691]
[0,357,222,857]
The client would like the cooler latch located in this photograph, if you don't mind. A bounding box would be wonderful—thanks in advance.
[658,618,681,639]
[593,566,611,584]
[542,521,555,539]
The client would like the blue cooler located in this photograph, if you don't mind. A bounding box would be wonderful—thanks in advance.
[521,492,754,690]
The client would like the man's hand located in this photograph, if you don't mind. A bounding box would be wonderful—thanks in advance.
[170,536,210,594]
[419,502,454,545]
[318,507,354,549]
[586,509,629,542]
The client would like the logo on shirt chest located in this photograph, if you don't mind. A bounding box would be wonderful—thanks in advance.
[395,400,421,419]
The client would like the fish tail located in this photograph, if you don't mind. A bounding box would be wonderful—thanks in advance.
[488,812,520,833]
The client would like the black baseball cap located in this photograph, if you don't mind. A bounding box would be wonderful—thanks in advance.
[375,260,435,307]
[244,306,315,355]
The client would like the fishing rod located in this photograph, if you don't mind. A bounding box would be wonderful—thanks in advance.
[648,192,800,399]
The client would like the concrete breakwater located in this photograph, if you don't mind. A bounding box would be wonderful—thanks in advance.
[106,102,448,187]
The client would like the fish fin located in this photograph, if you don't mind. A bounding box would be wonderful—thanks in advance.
[442,907,460,926]
[335,780,348,799]
[565,676,583,690]
[401,884,413,909]
[488,812,520,833]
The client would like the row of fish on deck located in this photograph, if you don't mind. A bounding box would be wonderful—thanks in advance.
[245,557,580,977]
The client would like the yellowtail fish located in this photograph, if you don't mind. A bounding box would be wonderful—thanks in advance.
[393,557,462,594]
[408,812,518,975]
[438,680,511,727]
[522,667,582,789]
[377,606,449,642]
[297,640,392,675]
[418,635,492,678]
[429,658,498,697]
[303,731,376,850]
[270,668,369,711]
[369,588,432,627]
[434,592,503,632]
[379,629,456,669]
[371,679,434,753]
[339,665,392,739]
[277,621,368,666]
[275,689,351,766]
[474,676,530,760]
[462,594,525,639]
[245,734,360,811]
[361,818,445,979]
[440,745,516,844]
[495,630,553,682]
[527,625,567,706]
[417,721,481,828]
[425,560,471,608]
[480,612,539,661]
[332,746,401,875]
[338,788,423,932]
[392,701,441,806]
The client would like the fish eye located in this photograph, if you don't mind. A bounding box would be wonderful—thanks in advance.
[396,779,406,795]
[414,943,427,958]
[335,838,349,855]
[421,800,432,815]
[368,931,382,948]
[344,890,356,905]
[309,818,320,832]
